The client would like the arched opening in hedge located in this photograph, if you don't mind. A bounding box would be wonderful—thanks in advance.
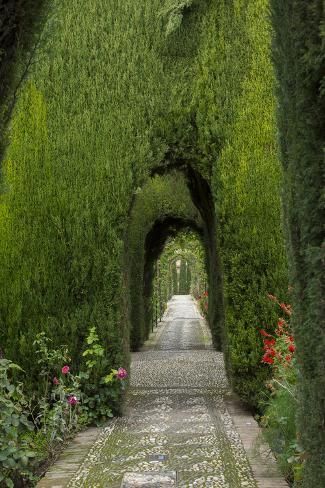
[126,165,224,352]
[143,217,204,341]
[151,160,225,349]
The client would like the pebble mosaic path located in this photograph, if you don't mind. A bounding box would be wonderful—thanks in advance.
[38,295,288,488]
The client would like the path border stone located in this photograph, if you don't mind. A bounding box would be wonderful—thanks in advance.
[36,425,108,488]
[225,395,288,488]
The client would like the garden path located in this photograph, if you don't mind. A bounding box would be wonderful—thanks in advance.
[38,296,288,488]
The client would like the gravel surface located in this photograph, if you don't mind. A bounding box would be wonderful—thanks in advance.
[68,296,257,488]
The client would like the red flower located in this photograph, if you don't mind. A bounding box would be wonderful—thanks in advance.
[53,377,59,385]
[285,354,292,362]
[267,348,276,357]
[288,344,295,353]
[289,335,294,342]
[263,339,276,347]
[262,354,274,364]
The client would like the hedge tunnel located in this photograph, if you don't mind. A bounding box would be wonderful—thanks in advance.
[0,0,323,485]
[142,216,204,340]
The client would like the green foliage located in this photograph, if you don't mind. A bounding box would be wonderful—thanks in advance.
[127,173,202,348]
[0,360,37,487]
[0,0,48,182]
[78,326,124,423]
[261,389,301,485]
[82,327,104,369]
[258,296,304,484]
[0,0,288,427]
[271,0,325,484]
[0,328,126,485]
[189,0,288,405]
[159,0,194,37]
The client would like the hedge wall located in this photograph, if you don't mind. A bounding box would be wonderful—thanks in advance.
[127,173,202,349]
[190,0,288,406]
[271,1,325,484]
[0,0,46,164]
[0,0,288,409]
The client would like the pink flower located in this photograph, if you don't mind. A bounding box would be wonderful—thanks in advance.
[61,365,70,375]
[67,395,78,406]
[53,377,59,385]
[116,367,128,380]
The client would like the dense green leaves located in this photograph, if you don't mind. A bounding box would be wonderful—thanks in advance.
[127,174,202,348]
[0,0,287,426]
[272,0,325,484]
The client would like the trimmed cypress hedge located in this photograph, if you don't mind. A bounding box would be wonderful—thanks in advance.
[0,0,46,163]
[271,1,325,484]
[191,0,288,406]
[0,0,288,411]
[127,173,202,348]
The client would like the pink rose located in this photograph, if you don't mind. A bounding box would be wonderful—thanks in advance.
[61,365,70,374]
[67,395,78,406]
[53,377,59,385]
[116,367,128,380]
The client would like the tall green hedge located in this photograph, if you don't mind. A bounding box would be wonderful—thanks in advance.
[0,0,288,410]
[190,0,288,406]
[271,1,325,484]
[127,173,202,348]
[0,0,46,164]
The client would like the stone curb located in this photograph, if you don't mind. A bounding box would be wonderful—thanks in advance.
[225,395,289,488]
[36,422,116,488]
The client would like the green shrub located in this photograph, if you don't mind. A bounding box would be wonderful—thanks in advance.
[258,295,304,485]
[261,389,300,484]
[0,329,127,485]
[271,1,325,484]
[0,360,37,487]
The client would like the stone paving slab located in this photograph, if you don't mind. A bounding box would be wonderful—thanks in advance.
[121,471,177,487]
